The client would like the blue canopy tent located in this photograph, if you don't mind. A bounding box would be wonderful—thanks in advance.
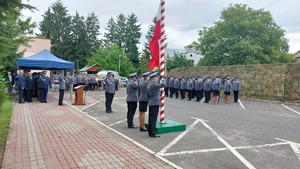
[17,49,75,70]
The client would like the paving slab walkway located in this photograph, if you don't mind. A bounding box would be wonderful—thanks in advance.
[1,93,174,169]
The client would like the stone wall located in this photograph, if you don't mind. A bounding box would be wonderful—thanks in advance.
[168,63,300,103]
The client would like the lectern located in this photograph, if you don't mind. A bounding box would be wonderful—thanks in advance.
[73,85,86,105]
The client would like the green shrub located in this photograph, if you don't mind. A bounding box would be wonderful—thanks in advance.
[0,80,7,107]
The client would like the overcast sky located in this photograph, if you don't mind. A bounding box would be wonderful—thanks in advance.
[22,0,300,54]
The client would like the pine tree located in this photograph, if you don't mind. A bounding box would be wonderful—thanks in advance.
[0,0,36,72]
[86,12,101,51]
[39,8,52,39]
[125,13,141,69]
[115,13,127,48]
[142,17,156,60]
[39,0,72,60]
[103,17,117,46]
[39,0,101,68]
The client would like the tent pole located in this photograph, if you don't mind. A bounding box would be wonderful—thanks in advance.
[70,69,74,101]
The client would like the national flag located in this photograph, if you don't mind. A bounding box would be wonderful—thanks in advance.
[149,0,163,71]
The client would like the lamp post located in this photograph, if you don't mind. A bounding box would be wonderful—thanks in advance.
[118,57,121,74]
[76,60,79,75]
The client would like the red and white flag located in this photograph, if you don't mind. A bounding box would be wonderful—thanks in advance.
[149,0,165,72]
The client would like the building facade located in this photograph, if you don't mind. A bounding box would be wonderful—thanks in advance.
[165,46,204,66]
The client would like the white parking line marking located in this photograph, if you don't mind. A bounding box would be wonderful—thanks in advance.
[162,148,227,156]
[238,99,246,109]
[275,138,300,161]
[158,118,203,155]
[200,119,256,169]
[81,101,101,111]
[162,142,289,157]
[281,104,300,115]
[108,115,139,127]
[201,98,205,103]
[234,142,289,150]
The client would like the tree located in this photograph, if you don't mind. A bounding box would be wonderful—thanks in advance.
[39,0,72,60]
[0,0,36,72]
[85,12,101,51]
[142,17,156,60]
[139,55,150,73]
[0,0,36,106]
[39,0,101,68]
[125,13,141,68]
[88,45,136,77]
[166,53,194,71]
[191,4,294,66]
[103,17,117,46]
[115,13,127,48]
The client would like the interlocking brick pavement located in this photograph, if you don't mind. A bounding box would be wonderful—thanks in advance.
[1,93,174,169]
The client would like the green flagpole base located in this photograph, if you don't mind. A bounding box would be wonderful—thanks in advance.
[145,119,186,134]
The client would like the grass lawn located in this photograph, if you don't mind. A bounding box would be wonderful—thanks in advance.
[0,95,14,165]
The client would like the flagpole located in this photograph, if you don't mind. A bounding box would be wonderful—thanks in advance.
[159,0,166,123]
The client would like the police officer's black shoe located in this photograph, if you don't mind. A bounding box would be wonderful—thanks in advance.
[106,111,112,113]
[128,125,138,129]
[140,128,148,132]
[149,135,160,138]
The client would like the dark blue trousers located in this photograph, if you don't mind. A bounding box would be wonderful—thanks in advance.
[18,88,24,103]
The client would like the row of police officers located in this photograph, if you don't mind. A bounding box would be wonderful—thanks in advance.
[164,75,240,104]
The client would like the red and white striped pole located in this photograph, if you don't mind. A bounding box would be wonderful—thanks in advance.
[159,0,166,123]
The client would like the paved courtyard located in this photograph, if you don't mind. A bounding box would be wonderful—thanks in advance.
[1,92,175,169]
[84,89,300,169]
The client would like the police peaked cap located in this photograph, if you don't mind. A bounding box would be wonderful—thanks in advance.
[129,73,138,78]
[142,72,151,77]
[149,72,159,79]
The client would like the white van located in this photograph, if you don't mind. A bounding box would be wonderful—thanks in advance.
[97,70,119,77]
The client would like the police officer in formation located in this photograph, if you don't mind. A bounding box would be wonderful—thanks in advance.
[187,77,194,101]
[161,75,240,105]
[212,76,222,105]
[25,72,35,103]
[179,77,186,100]
[16,70,26,103]
[203,76,212,103]
[38,71,51,103]
[164,77,169,97]
[169,76,174,98]
[174,77,180,99]
[138,72,151,132]
[232,77,240,103]
[104,72,116,113]
[147,72,165,138]
[126,73,139,128]
[58,71,66,106]
[65,74,73,91]
[224,77,233,104]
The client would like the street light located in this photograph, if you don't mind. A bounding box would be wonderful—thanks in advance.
[76,60,79,75]
[118,57,121,74]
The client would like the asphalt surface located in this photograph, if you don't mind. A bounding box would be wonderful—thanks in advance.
[83,89,300,169]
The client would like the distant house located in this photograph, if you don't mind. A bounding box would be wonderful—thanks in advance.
[165,46,204,66]
[79,64,99,74]
[293,50,300,62]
